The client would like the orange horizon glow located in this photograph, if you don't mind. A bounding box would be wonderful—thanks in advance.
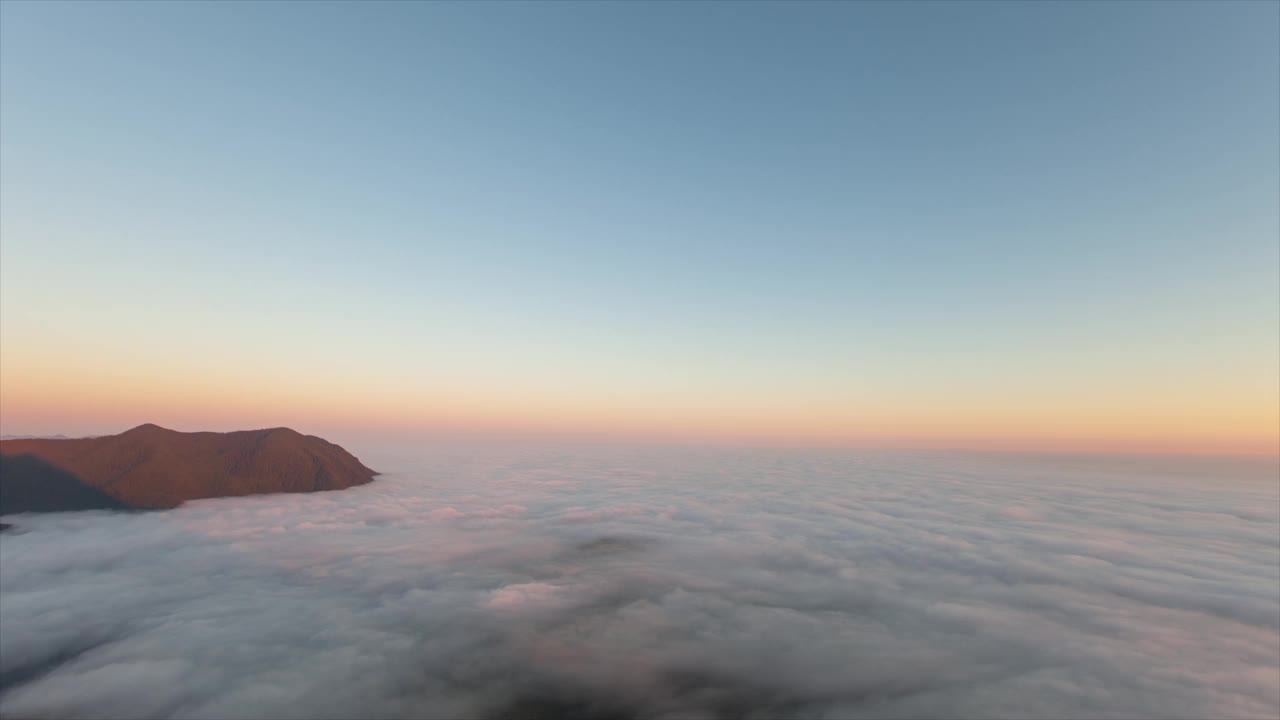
[4,348,1276,457]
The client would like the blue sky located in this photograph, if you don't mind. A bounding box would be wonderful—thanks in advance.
[1,1,1277,451]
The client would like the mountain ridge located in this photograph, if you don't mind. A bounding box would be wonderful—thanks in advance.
[0,425,377,514]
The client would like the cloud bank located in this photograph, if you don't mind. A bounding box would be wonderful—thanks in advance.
[1,445,1277,719]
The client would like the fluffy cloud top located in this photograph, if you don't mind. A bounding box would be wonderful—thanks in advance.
[1,445,1276,719]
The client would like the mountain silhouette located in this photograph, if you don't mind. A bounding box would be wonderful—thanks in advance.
[0,424,376,514]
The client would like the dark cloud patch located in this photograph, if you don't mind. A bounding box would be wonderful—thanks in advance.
[568,535,656,558]
[1,447,1276,719]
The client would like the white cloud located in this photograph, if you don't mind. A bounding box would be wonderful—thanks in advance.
[1,446,1276,719]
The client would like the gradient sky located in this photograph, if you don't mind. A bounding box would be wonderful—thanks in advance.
[1,1,1277,454]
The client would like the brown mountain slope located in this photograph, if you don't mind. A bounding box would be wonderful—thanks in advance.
[0,424,377,513]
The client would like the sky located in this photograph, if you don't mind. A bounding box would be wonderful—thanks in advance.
[1,1,1277,454]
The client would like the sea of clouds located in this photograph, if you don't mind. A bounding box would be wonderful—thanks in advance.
[1,443,1277,719]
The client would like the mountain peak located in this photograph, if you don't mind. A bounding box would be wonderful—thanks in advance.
[125,423,171,434]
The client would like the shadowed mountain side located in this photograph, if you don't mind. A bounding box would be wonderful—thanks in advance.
[0,455,129,514]
[0,424,377,514]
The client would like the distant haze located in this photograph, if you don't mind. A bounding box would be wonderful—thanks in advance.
[1,2,1277,454]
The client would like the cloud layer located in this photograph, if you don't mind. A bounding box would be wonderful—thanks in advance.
[1,445,1277,719]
